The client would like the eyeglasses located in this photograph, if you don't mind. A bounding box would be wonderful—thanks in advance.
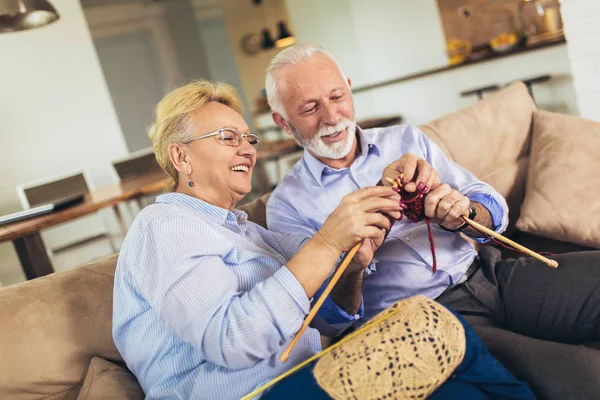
[184,127,260,150]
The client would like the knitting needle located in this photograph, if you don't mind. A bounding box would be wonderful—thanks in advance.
[280,242,361,363]
[243,295,410,400]
[385,176,401,189]
[281,178,404,361]
[386,178,558,268]
[460,216,558,268]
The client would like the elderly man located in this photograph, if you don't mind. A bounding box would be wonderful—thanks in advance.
[264,43,600,399]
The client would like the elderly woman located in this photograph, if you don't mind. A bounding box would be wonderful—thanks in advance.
[113,81,533,400]
[112,80,400,398]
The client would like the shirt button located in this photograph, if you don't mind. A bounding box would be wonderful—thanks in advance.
[404,236,411,242]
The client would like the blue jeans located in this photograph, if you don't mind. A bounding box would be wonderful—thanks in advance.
[264,309,534,400]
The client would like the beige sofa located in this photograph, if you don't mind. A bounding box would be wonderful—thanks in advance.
[0,82,596,399]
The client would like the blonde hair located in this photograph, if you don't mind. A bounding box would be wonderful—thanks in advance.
[149,80,244,191]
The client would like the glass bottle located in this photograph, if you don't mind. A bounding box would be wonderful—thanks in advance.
[519,0,563,40]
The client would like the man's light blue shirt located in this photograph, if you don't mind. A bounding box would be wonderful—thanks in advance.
[113,193,333,399]
[267,125,509,327]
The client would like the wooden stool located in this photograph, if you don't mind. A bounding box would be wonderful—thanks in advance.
[460,84,500,100]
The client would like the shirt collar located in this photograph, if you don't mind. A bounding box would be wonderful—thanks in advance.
[303,127,381,186]
[155,192,248,231]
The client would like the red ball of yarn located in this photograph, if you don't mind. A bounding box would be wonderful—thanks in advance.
[392,177,437,273]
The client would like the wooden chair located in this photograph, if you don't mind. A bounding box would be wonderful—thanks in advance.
[255,139,301,194]
[112,148,162,181]
[112,148,163,210]
[518,75,552,103]
[460,84,500,100]
[276,150,304,182]
[357,115,403,130]
[16,170,120,259]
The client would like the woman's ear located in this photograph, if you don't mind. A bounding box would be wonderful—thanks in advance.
[169,143,192,176]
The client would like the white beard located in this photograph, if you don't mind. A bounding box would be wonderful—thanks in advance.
[289,119,356,160]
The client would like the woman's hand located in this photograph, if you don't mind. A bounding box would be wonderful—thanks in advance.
[345,227,386,274]
[382,153,440,193]
[287,186,400,299]
[315,186,401,257]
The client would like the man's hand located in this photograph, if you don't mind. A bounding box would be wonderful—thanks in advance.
[345,227,386,274]
[382,153,440,193]
[424,184,470,230]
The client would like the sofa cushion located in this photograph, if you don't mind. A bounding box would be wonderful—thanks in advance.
[480,157,529,234]
[238,192,271,228]
[46,387,81,400]
[77,357,143,400]
[419,81,536,179]
[0,254,121,400]
[516,111,600,248]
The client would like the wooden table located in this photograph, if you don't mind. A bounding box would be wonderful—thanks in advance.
[357,116,403,129]
[0,173,168,280]
[257,138,301,161]
[254,138,302,194]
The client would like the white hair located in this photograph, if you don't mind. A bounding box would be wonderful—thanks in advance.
[265,43,347,119]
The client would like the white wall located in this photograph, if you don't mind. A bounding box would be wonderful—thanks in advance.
[284,0,447,118]
[284,0,378,122]
[0,0,128,284]
[193,1,255,128]
[561,0,600,122]
[85,1,217,153]
[95,31,165,152]
[286,0,368,85]
[284,0,578,123]
[349,0,448,86]
[353,44,578,124]
[162,1,213,83]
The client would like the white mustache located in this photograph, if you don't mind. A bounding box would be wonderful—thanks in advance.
[317,119,354,138]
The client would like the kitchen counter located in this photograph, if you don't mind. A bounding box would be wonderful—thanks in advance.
[352,37,566,94]
[252,36,566,118]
